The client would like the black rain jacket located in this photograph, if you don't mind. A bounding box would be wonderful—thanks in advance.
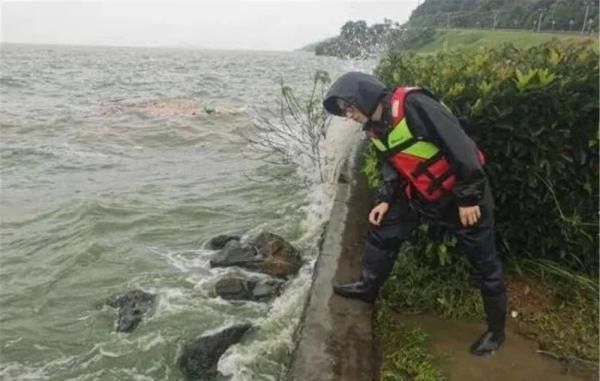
[323,72,486,208]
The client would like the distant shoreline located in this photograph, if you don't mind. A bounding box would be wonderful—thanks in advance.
[0,41,297,53]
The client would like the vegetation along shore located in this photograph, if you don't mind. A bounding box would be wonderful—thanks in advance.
[297,0,599,379]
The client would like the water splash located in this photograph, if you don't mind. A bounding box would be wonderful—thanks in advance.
[0,45,377,380]
[217,112,363,380]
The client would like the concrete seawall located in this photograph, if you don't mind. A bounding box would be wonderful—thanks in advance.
[287,141,378,381]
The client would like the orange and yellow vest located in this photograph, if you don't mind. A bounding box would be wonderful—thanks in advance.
[368,87,484,202]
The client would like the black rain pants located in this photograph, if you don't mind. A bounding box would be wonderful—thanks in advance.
[362,182,507,334]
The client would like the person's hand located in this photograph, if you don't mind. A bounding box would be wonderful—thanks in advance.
[458,205,481,227]
[369,202,389,226]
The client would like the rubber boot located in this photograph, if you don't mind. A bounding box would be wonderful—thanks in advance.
[333,271,380,304]
[470,292,507,356]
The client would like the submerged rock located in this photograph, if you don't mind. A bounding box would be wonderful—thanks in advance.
[207,235,240,250]
[179,323,252,381]
[209,232,302,278]
[213,276,283,302]
[252,232,303,277]
[106,289,156,333]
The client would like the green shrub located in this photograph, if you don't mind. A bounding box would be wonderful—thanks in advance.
[374,40,599,274]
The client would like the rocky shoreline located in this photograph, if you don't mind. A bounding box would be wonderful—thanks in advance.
[104,232,305,380]
[100,140,370,381]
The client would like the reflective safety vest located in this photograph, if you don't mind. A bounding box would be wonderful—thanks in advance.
[369,87,484,202]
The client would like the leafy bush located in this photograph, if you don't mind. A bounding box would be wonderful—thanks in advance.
[374,40,599,274]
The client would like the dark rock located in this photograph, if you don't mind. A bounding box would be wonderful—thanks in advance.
[210,232,302,278]
[252,232,303,277]
[106,289,156,333]
[207,235,240,250]
[179,323,252,381]
[210,240,260,268]
[338,173,349,184]
[214,277,253,300]
[213,276,283,302]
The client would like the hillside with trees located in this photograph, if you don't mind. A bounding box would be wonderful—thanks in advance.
[308,0,597,58]
[310,19,435,58]
[409,0,598,32]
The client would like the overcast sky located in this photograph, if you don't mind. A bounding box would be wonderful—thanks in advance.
[1,0,420,51]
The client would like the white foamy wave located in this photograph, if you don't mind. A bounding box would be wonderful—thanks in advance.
[0,331,174,380]
[136,73,364,381]
[0,362,50,381]
[62,369,109,381]
[77,343,132,369]
[218,259,315,381]
[138,332,167,352]
[126,373,154,381]
[3,337,23,349]
[152,287,196,316]
[293,118,363,250]
[216,114,363,380]
[0,352,81,381]
[148,246,213,273]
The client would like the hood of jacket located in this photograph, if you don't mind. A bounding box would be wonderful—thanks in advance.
[322,72,389,118]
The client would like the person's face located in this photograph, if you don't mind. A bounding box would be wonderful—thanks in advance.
[336,99,368,124]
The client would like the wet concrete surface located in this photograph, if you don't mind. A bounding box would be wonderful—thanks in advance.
[399,314,598,381]
[288,142,377,381]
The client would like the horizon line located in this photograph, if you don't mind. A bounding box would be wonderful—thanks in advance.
[0,40,314,53]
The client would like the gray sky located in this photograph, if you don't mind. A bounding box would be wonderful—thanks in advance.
[1,0,420,51]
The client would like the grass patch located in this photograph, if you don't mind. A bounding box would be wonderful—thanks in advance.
[377,245,599,371]
[376,303,447,381]
[506,259,599,367]
[415,28,596,53]
[380,242,483,320]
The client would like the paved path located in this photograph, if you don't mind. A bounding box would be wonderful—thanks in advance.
[398,314,597,381]
[287,142,378,381]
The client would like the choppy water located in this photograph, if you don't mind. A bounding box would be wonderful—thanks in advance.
[0,43,374,380]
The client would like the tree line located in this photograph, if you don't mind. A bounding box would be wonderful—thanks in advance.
[310,0,597,58]
[410,0,598,32]
[313,19,434,58]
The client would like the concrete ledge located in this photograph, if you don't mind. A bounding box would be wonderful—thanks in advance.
[287,141,377,381]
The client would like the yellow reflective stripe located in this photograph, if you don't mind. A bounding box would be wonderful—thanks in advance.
[403,141,439,159]
[370,138,387,152]
[387,119,412,148]
[370,116,440,158]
